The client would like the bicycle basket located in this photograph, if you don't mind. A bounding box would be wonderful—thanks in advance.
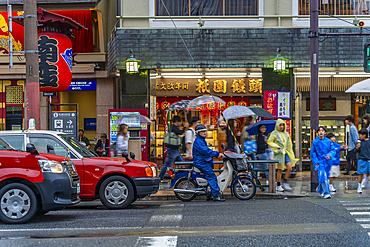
[234,157,249,171]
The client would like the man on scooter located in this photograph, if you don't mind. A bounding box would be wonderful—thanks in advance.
[193,124,225,202]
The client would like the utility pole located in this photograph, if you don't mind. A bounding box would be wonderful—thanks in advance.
[309,0,319,191]
[24,0,40,129]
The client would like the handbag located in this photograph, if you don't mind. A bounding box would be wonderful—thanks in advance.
[163,125,182,149]
[244,139,257,154]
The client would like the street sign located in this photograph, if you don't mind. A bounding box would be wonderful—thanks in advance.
[43,92,57,97]
[66,80,96,91]
[51,111,77,140]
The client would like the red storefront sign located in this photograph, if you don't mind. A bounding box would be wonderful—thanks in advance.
[38,32,72,92]
[263,91,278,119]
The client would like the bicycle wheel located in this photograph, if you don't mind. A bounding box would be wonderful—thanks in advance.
[233,177,256,200]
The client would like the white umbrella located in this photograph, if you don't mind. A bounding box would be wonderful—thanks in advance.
[219,105,255,120]
[345,78,370,93]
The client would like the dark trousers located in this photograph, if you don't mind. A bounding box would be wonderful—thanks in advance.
[346,149,358,172]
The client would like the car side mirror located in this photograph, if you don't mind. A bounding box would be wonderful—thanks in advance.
[122,151,131,162]
[130,152,135,160]
[221,143,225,152]
[26,143,39,155]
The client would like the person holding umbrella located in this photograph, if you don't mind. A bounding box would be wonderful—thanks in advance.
[256,124,269,182]
[267,119,298,192]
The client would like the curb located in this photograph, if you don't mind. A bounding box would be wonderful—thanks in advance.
[139,193,307,201]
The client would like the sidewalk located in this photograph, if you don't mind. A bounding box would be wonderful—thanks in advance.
[144,170,367,201]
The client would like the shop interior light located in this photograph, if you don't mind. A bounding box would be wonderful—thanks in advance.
[271,47,288,72]
[125,49,141,74]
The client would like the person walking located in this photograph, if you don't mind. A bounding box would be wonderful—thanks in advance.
[225,119,241,153]
[184,116,201,160]
[362,115,370,133]
[355,129,370,194]
[344,115,359,176]
[326,133,348,192]
[311,126,335,199]
[159,116,189,182]
[256,124,269,182]
[116,124,129,157]
[267,119,298,192]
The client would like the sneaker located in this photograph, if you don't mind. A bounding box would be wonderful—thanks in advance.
[323,194,331,199]
[276,185,284,192]
[282,182,292,191]
[329,185,336,192]
[320,193,324,197]
[358,186,363,194]
[362,180,367,189]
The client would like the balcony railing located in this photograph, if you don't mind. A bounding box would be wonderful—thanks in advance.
[299,0,370,15]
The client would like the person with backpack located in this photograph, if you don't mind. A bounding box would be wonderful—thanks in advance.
[184,116,201,160]
[159,116,189,182]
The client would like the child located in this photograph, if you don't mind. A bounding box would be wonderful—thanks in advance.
[355,129,370,194]
[310,126,335,199]
[193,124,225,201]
[326,133,348,192]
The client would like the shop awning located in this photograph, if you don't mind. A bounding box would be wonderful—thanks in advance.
[345,78,370,93]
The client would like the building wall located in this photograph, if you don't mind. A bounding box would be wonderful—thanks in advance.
[96,78,115,140]
[60,90,97,140]
[301,92,351,117]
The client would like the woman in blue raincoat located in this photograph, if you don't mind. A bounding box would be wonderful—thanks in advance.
[310,126,335,198]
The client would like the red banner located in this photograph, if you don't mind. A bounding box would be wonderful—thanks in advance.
[263,91,277,119]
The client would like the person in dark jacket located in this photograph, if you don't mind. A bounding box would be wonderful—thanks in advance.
[159,116,189,181]
[193,124,225,202]
[94,133,110,157]
[256,124,269,181]
[225,119,241,153]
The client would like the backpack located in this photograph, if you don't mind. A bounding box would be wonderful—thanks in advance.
[163,125,182,149]
[181,128,195,153]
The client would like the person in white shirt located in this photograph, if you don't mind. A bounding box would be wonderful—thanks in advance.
[116,124,129,157]
[185,117,201,160]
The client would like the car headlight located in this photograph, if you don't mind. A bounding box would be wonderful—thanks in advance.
[38,160,66,173]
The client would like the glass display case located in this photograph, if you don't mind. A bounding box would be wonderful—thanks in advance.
[301,119,346,161]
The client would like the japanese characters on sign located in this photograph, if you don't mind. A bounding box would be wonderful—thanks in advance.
[277,92,291,119]
[51,111,77,140]
[263,91,278,119]
[155,78,262,96]
[38,32,72,92]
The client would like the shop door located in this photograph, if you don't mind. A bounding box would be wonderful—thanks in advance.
[6,106,23,130]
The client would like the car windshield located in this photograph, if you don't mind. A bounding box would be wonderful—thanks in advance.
[0,137,14,150]
[58,134,98,158]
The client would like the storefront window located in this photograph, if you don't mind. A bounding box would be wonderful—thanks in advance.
[299,0,364,16]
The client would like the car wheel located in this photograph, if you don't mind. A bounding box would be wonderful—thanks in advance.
[99,176,134,209]
[0,183,38,224]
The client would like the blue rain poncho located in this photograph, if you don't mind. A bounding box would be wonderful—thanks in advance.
[310,136,335,182]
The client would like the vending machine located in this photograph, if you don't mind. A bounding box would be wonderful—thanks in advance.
[109,109,149,161]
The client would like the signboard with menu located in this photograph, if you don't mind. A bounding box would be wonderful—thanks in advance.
[109,111,140,142]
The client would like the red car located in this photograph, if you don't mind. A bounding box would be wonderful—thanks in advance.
[0,138,80,224]
[0,130,160,209]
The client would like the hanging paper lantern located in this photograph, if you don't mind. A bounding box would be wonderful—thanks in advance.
[161,101,171,110]
[217,102,225,110]
[156,102,159,111]
[238,101,247,106]
[227,101,236,108]
[38,31,72,92]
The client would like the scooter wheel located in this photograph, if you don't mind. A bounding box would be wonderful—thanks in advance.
[233,177,256,200]
[174,178,197,202]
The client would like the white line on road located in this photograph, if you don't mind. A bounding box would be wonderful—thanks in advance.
[0,226,141,232]
[360,224,370,228]
[346,207,370,211]
[135,236,177,247]
[356,218,370,222]
[350,212,370,215]
[160,204,184,208]
[343,203,370,206]
[150,214,183,222]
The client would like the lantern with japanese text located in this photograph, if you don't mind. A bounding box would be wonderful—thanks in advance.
[38,32,72,92]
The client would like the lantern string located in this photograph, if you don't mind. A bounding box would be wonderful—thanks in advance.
[159,0,241,153]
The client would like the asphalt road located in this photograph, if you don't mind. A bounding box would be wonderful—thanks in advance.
[1,194,370,246]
